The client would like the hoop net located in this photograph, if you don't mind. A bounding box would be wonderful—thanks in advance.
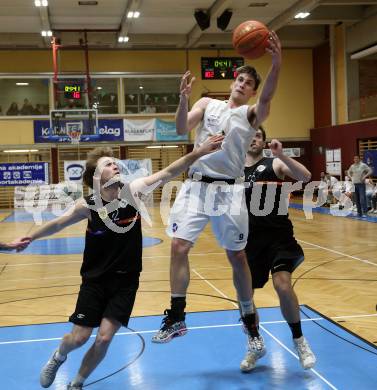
[66,122,83,144]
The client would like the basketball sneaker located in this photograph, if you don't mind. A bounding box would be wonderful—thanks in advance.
[40,350,66,388]
[67,383,83,390]
[293,336,316,369]
[151,309,187,343]
[240,335,266,372]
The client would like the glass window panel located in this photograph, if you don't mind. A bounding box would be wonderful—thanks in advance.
[0,79,49,116]
[124,77,180,114]
[91,78,118,114]
[347,54,377,121]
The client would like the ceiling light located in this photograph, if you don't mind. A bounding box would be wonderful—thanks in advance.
[34,0,41,6]
[3,149,39,153]
[118,36,129,43]
[16,82,29,86]
[139,85,143,90]
[96,86,102,90]
[128,11,134,18]
[294,12,310,19]
[41,30,52,36]
[42,0,48,6]
[133,11,140,18]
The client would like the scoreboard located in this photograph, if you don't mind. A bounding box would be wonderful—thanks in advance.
[201,57,244,80]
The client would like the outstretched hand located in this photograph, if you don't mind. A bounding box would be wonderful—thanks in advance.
[180,71,196,98]
[7,237,32,252]
[196,134,224,156]
[266,30,282,66]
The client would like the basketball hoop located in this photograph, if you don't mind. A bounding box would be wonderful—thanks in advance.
[66,122,83,144]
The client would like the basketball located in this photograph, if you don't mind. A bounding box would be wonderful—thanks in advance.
[232,20,270,60]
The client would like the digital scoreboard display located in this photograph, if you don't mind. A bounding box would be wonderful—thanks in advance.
[201,57,244,80]
[64,84,82,99]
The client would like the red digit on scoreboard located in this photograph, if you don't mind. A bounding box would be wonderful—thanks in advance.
[72,91,81,99]
[205,70,214,79]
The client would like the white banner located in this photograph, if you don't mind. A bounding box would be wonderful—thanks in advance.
[263,148,301,158]
[64,160,86,183]
[124,118,155,141]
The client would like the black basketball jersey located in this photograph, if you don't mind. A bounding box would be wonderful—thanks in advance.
[244,157,293,231]
[81,192,142,280]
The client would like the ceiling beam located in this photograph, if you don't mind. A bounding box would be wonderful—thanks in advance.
[38,4,52,47]
[116,0,141,48]
[184,0,233,48]
[268,0,322,31]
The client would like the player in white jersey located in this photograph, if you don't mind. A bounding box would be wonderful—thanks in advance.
[153,31,281,370]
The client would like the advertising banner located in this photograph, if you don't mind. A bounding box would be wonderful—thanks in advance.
[0,162,49,186]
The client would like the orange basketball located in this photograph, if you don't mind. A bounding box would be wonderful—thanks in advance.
[232,20,270,60]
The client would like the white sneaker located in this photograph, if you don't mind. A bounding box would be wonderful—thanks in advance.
[293,336,316,369]
[40,350,66,388]
[240,335,266,372]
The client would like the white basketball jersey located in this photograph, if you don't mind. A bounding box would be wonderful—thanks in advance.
[189,99,256,179]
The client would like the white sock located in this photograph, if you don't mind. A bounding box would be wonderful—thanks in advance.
[71,374,86,386]
[239,300,255,316]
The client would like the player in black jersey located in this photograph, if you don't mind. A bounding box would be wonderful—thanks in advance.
[241,127,316,372]
[13,136,223,390]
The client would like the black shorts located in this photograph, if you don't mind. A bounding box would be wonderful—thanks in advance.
[245,231,304,289]
[69,272,140,328]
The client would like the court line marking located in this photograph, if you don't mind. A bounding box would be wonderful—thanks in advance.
[2,313,377,346]
[297,239,377,268]
[192,268,339,390]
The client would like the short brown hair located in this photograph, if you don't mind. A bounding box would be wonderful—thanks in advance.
[83,147,114,188]
[236,65,261,91]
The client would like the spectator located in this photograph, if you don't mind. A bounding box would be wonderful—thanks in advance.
[20,98,34,115]
[370,185,377,214]
[365,176,375,211]
[348,155,373,217]
[33,104,43,115]
[6,102,19,116]
[325,172,338,204]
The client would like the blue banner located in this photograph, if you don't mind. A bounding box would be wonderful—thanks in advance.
[34,119,124,143]
[0,162,49,186]
[155,118,188,141]
[364,150,377,175]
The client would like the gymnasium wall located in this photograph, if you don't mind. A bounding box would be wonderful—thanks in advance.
[310,118,377,180]
[0,48,314,144]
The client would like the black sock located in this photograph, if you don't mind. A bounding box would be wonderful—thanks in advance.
[288,321,303,339]
[243,313,259,337]
[170,296,186,320]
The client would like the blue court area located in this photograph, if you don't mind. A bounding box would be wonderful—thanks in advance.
[0,236,162,255]
[290,203,377,223]
[1,210,57,223]
[0,306,376,389]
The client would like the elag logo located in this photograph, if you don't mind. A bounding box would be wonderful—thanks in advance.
[98,126,121,136]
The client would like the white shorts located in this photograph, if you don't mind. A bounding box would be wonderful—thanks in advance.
[166,179,248,251]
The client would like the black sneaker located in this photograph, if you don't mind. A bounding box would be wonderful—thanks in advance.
[151,309,187,343]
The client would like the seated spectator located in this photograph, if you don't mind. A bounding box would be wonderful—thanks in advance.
[6,102,19,116]
[365,176,375,211]
[20,98,34,115]
[33,104,43,115]
[370,186,377,214]
[325,172,338,204]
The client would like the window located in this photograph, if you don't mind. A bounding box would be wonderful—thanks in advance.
[0,79,49,116]
[124,77,180,114]
[347,54,377,121]
[92,78,118,114]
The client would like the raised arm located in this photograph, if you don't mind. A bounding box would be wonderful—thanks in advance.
[11,198,90,250]
[130,134,224,196]
[176,71,210,134]
[270,139,311,182]
[248,31,282,128]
